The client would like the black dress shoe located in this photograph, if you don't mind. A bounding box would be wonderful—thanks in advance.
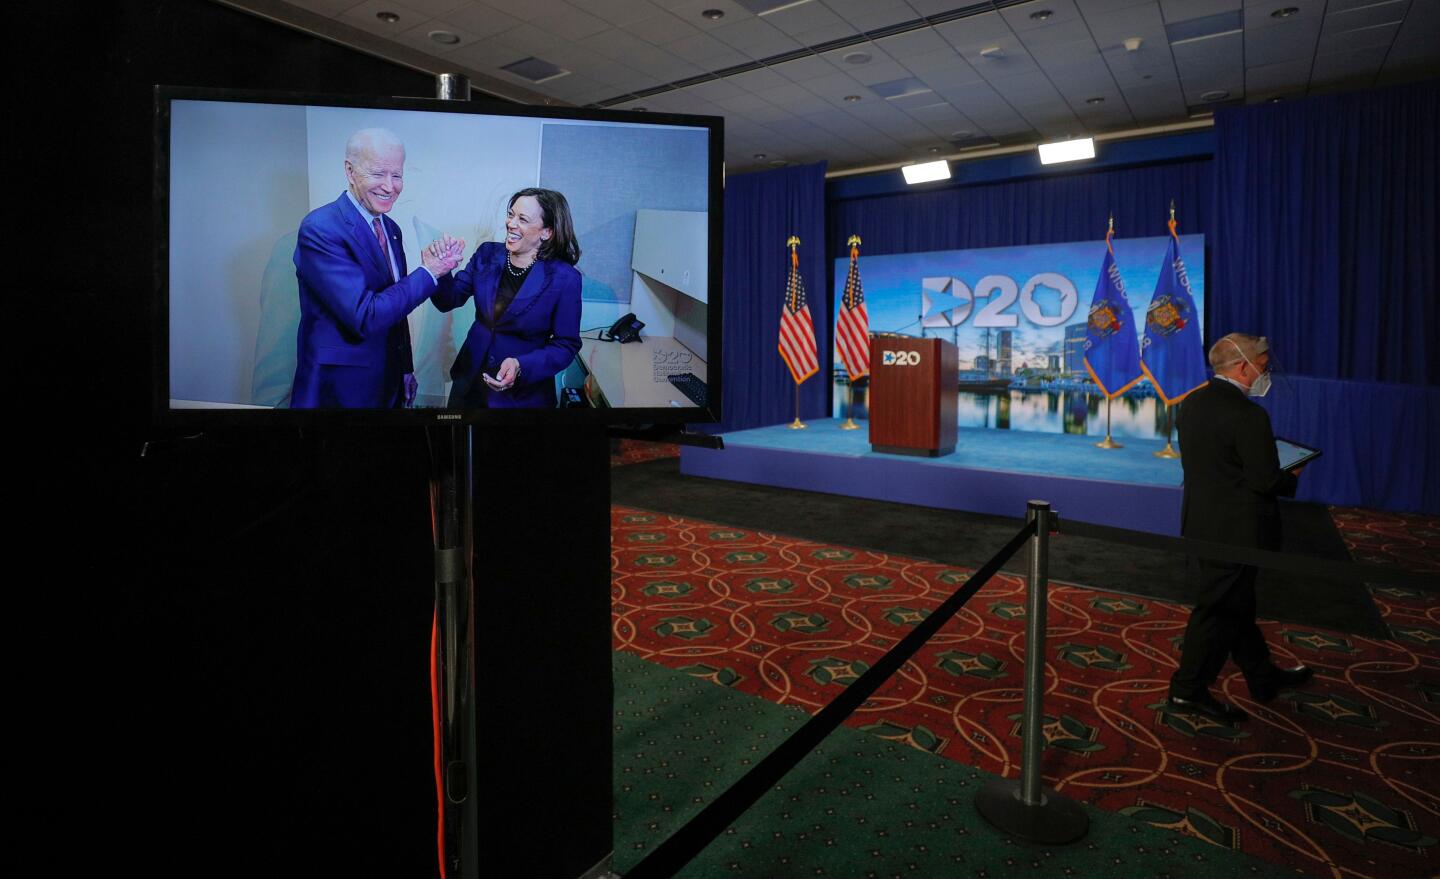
[1251,665,1314,703]
[1167,690,1249,723]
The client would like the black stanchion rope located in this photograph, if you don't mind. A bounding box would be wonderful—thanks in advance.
[623,519,1040,879]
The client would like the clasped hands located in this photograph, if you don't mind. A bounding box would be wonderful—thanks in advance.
[422,235,466,276]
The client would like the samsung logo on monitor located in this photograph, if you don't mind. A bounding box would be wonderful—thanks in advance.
[435,414,462,421]
[882,350,922,366]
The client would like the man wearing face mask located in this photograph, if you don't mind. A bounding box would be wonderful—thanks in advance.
[1168,332,1313,723]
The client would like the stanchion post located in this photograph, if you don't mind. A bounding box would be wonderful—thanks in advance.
[975,500,1089,844]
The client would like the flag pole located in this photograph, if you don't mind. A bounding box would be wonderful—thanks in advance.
[787,234,809,430]
[1153,201,1181,458]
[1096,397,1122,448]
[839,233,863,430]
[1094,215,1122,449]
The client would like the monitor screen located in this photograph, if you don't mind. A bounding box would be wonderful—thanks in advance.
[155,86,722,425]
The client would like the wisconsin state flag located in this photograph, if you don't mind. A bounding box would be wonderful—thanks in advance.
[1140,218,1208,404]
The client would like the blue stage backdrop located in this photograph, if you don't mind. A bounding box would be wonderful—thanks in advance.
[833,236,1204,440]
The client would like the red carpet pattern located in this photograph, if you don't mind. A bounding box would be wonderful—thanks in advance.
[611,504,1439,879]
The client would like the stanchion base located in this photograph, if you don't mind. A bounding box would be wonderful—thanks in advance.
[1094,436,1123,449]
[975,778,1089,845]
[838,418,860,430]
[1153,442,1181,459]
[788,418,808,430]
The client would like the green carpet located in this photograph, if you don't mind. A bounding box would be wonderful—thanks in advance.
[612,652,1289,878]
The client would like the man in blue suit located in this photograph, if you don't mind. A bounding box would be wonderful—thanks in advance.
[291,128,462,408]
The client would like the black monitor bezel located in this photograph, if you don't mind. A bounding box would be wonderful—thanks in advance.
[153,84,723,427]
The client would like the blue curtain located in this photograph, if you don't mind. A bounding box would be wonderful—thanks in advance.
[828,159,1214,255]
[1210,81,1439,384]
[720,161,829,431]
[1259,377,1440,513]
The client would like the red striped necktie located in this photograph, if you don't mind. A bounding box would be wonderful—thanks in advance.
[372,217,394,280]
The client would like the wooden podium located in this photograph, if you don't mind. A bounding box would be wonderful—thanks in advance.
[869,336,958,456]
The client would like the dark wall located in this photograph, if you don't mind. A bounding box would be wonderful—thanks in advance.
[43,4,610,875]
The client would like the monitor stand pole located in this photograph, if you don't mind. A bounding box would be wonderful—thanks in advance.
[432,72,479,879]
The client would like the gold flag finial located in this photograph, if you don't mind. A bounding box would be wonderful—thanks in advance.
[1169,199,1176,222]
[787,235,801,248]
[847,234,861,247]
[1107,214,1114,235]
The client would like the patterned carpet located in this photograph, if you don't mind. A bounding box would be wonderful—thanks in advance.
[610,498,1440,879]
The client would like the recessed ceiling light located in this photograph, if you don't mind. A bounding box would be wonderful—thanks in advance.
[632,106,647,112]
[1201,89,1230,102]
[429,30,460,45]
[753,153,767,159]
[843,94,861,102]
[1029,9,1053,22]
[376,11,400,23]
[702,9,725,21]
[928,146,941,153]
[769,159,788,166]
[1270,6,1300,18]
[1086,96,1105,104]
[842,51,872,65]
[1268,96,1286,103]
[979,46,1004,60]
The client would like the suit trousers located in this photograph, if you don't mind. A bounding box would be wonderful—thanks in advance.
[1170,557,1274,697]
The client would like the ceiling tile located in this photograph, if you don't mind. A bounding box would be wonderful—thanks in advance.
[623,12,702,43]
[1323,0,1407,33]
[1075,0,1156,12]
[999,0,1084,32]
[871,27,952,59]
[1159,0,1239,23]
[1084,5,1167,46]
[933,12,1015,47]
[580,28,658,61]
[770,53,842,81]
[433,3,526,38]
[1311,45,1389,84]
[1015,18,1095,49]
[665,31,753,65]
[1244,10,1323,65]
[1243,58,1310,97]
[760,1,847,35]
[390,18,486,56]
[584,0,673,28]
[339,0,435,37]
[727,66,795,92]
[1318,21,1401,54]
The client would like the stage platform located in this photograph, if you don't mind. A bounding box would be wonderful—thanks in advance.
[680,419,1186,535]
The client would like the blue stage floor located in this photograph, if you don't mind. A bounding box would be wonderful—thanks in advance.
[681,419,1187,534]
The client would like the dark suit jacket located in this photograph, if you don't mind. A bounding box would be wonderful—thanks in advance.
[1176,377,1297,549]
[430,242,582,409]
[290,193,435,408]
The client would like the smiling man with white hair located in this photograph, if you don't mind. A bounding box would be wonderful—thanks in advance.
[290,127,464,408]
[1167,332,1314,724]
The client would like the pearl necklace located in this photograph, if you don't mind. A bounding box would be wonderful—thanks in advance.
[506,254,534,277]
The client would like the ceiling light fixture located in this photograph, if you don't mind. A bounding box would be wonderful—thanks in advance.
[702,9,725,21]
[429,30,460,45]
[1123,37,1142,52]
[902,160,951,184]
[1037,136,1095,165]
[1270,7,1299,18]
[979,46,1005,60]
[1200,89,1230,102]
[843,94,861,102]
[842,51,872,65]
[928,146,941,153]
[376,11,400,23]
[1086,97,1105,104]
[753,153,767,159]
[1029,10,1053,22]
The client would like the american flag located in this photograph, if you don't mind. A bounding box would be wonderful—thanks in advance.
[835,236,870,380]
[778,239,819,384]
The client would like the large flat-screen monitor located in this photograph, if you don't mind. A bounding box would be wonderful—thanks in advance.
[155,86,722,425]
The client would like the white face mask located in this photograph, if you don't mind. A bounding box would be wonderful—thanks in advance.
[1226,339,1271,397]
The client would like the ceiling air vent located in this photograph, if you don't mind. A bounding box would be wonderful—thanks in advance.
[500,57,570,84]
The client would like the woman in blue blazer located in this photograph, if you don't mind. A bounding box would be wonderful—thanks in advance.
[428,188,582,408]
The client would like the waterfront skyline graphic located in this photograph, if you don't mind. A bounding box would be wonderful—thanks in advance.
[833,235,1206,375]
